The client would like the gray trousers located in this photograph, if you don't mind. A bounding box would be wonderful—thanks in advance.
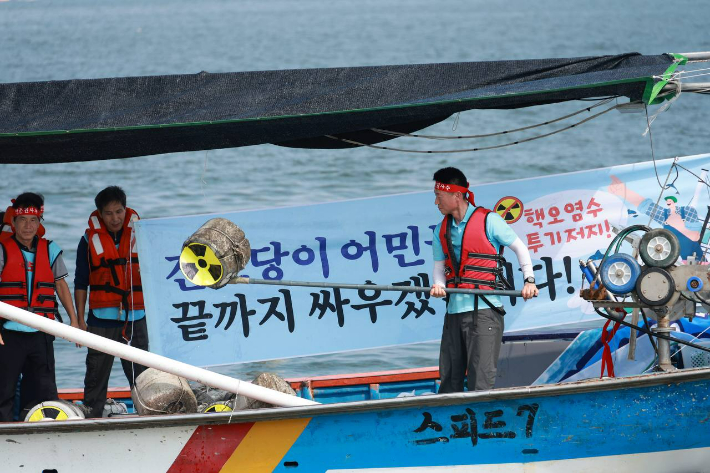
[438,307,504,393]
[83,318,149,418]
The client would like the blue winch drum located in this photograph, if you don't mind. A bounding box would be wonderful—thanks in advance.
[599,253,642,295]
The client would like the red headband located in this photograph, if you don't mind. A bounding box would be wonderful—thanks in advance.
[14,206,43,217]
[434,181,475,205]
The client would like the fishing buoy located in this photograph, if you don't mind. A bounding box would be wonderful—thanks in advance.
[241,372,297,410]
[131,368,198,416]
[635,267,675,306]
[180,218,251,289]
[639,228,680,268]
[599,253,641,295]
[25,400,85,422]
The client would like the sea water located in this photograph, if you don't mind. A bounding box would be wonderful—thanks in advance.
[1,0,709,388]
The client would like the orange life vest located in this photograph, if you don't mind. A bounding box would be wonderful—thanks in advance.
[0,206,46,242]
[86,208,144,312]
[439,207,506,291]
[0,237,58,319]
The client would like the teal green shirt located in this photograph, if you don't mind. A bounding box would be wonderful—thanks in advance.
[433,204,518,312]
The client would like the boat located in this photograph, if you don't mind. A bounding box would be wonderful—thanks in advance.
[0,367,706,472]
[2,51,710,472]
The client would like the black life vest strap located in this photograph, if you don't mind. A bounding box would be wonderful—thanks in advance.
[90,257,126,271]
[466,252,506,262]
[0,295,26,301]
[89,256,139,270]
[36,281,56,290]
[32,307,59,315]
[90,256,140,287]
[32,307,62,323]
[89,284,143,295]
[452,276,503,287]
[447,276,511,291]
[476,294,506,315]
[89,283,143,318]
[90,284,128,296]
[36,294,58,304]
[0,281,25,289]
[462,265,504,274]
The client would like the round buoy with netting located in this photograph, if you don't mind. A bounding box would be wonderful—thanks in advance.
[636,267,675,306]
[599,253,641,295]
[25,400,85,422]
[639,228,680,268]
[179,218,251,289]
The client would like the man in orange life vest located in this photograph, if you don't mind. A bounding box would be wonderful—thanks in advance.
[0,193,82,422]
[74,186,148,418]
[430,168,538,393]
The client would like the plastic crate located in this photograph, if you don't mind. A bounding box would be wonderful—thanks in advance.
[681,340,710,368]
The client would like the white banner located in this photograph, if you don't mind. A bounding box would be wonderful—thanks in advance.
[136,154,710,366]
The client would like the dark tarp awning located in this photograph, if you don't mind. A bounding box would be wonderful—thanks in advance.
[0,53,674,164]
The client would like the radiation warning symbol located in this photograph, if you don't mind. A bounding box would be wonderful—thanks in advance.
[180,243,224,287]
[27,406,70,422]
[494,196,524,224]
[203,402,233,413]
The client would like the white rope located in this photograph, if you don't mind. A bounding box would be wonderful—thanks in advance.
[670,66,710,77]
[371,98,615,140]
[642,81,682,137]
[327,103,618,154]
[127,224,138,388]
[674,72,710,81]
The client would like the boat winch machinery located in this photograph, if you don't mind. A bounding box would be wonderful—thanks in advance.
[580,224,710,371]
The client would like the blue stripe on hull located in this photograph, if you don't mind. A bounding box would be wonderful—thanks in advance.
[276,379,710,470]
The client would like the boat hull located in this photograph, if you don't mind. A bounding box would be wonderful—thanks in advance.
[3,368,710,472]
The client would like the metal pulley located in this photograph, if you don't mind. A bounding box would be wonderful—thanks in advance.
[635,267,675,306]
[599,253,641,295]
[179,218,251,289]
[639,228,680,268]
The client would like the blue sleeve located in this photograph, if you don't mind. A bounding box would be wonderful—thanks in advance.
[432,222,445,261]
[74,235,90,290]
[47,241,62,266]
[486,213,518,248]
